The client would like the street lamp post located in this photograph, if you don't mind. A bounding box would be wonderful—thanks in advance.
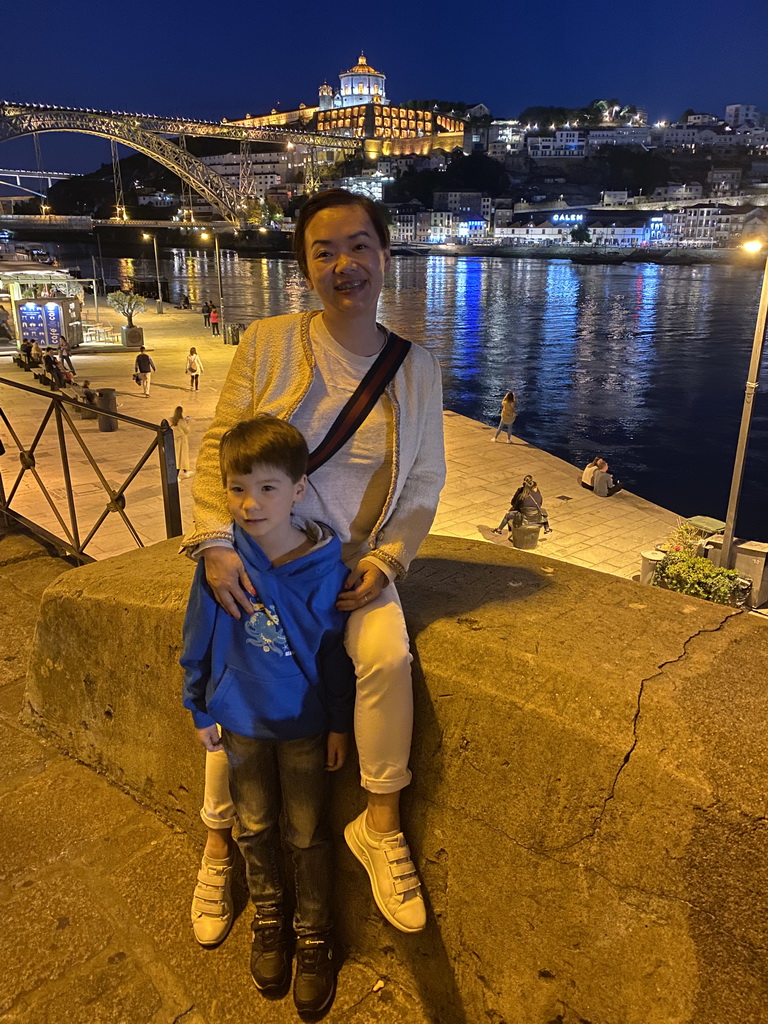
[721,240,768,567]
[214,232,224,328]
[200,231,225,334]
[142,233,164,314]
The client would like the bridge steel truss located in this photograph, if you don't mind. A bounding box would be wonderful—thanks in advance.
[0,103,360,226]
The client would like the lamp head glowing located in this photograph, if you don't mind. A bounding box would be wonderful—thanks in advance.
[200,232,210,240]
[142,233,150,240]
[742,240,764,254]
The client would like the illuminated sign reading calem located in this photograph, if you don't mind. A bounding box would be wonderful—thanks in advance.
[552,213,584,223]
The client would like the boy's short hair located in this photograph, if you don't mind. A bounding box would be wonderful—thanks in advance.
[219,415,309,485]
[293,188,390,278]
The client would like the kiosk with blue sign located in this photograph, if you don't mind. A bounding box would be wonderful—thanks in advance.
[15,296,82,348]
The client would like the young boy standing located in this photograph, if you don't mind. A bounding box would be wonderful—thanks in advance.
[181,415,355,1015]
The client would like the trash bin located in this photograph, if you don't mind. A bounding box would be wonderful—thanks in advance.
[511,523,541,550]
[224,322,241,346]
[96,388,118,432]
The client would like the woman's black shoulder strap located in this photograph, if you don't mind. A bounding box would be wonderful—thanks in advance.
[307,331,411,475]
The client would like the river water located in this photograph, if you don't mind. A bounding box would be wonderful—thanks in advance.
[66,247,768,541]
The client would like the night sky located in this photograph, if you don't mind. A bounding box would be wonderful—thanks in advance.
[1,0,766,174]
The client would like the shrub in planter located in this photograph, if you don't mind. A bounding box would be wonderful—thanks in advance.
[652,551,751,606]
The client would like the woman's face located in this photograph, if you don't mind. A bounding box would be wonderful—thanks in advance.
[302,204,390,318]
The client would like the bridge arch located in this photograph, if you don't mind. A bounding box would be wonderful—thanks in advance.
[0,107,254,226]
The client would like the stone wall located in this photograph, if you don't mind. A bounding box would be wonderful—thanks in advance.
[24,535,768,1024]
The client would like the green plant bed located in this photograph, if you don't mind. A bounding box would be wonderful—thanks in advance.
[652,552,751,606]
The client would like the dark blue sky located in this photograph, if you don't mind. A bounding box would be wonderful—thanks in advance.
[1,0,766,173]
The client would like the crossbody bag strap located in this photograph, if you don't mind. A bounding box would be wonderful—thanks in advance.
[307,331,411,475]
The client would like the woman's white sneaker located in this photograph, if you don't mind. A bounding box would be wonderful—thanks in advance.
[191,854,234,946]
[344,811,426,933]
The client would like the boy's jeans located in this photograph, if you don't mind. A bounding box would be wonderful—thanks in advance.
[220,729,332,936]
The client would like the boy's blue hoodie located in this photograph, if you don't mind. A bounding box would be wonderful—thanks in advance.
[181,518,355,740]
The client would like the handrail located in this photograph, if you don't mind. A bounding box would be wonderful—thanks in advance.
[0,375,182,562]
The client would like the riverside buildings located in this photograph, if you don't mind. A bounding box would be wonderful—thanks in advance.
[491,205,768,248]
[194,60,768,247]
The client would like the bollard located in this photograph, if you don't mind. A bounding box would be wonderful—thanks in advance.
[96,388,118,433]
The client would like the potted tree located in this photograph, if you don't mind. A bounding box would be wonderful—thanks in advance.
[107,291,146,349]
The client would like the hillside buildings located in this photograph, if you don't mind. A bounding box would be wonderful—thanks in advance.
[229,53,465,160]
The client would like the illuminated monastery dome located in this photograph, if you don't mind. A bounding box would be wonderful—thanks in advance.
[343,53,382,76]
[319,52,388,110]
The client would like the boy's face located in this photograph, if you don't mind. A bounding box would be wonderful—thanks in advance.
[226,464,306,544]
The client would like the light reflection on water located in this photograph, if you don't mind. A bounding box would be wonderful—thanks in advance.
[92,251,768,541]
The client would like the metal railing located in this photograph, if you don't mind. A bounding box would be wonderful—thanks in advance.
[0,376,181,563]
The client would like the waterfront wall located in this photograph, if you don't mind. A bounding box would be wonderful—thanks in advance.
[24,535,768,1024]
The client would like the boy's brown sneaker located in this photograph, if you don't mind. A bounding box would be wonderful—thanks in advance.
[250,911,291,992]
[293,934,336,1015]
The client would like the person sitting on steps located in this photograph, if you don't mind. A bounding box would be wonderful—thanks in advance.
[592,459,623,497]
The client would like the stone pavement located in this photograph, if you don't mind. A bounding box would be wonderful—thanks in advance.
[0,302,681,573]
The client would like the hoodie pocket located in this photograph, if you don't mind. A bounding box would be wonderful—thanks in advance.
[208,664,320,734]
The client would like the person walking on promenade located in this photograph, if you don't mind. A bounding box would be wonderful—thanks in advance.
[182,415,355,1013]
[581,456,601,490]
[592,459,622,497]
[185,347,204,391]
[508,474,552,535]
[134,346,156,397]
[209,305,220,337]
[170,406,192,477]
[492,390,517,443]
[201,301,211,329]
[182,188,445,940]
[58,335,76,376]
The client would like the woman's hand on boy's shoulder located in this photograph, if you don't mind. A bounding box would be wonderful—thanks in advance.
[201,546,257,619]
[325,732,348,771]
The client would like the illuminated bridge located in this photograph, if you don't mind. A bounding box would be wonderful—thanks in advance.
[0,102,360,226]
[0,168,79,197]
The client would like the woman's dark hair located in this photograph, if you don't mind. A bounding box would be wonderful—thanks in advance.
[503,391,515,403]
[170,406,184,426]
[293,188,390,277]
[220,414,309,485]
